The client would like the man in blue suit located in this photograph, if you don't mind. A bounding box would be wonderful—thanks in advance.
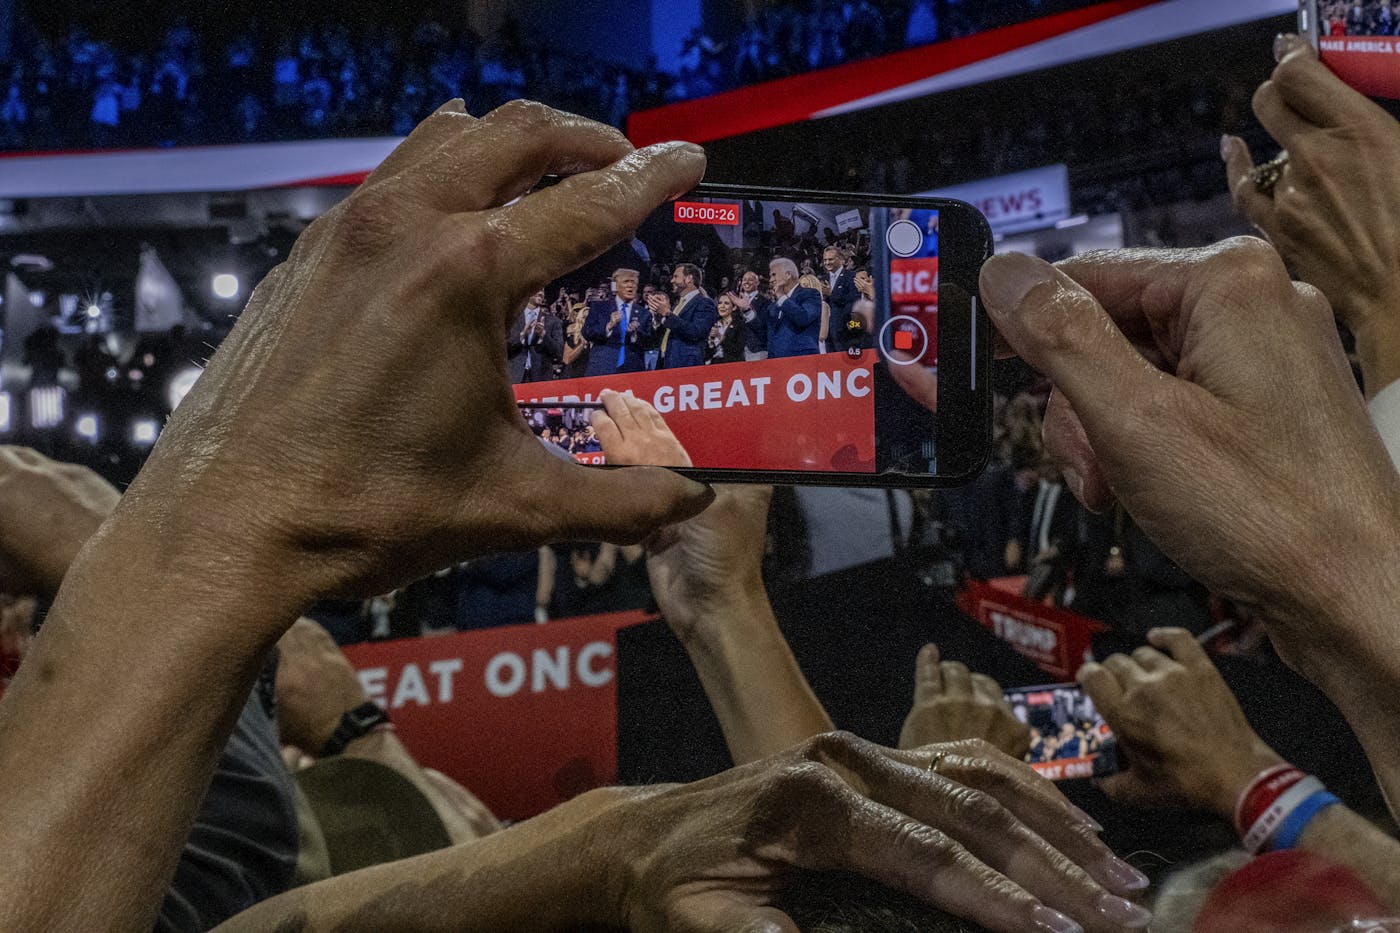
[765,257,823,359]
[582,268,652,377]
[821,246,859,351]
[648,262,717,371]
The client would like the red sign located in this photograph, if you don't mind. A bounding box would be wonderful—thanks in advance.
[1320,37,1400,100]
[1031,755,1099,781]
[957,579,1108,680]
[673,201,739,226]
[890,257,940,304]
[573,451,606,465]
[515,351,877,473]
[342,611,650,821]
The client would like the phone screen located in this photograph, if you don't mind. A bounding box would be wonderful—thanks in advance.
[1004,683,1120,781]
[1303,0,1400,99]
[509,185,992,486]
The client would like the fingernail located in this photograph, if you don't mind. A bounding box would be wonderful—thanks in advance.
[1274,33,1302,62]
[1098,893,1153,928]
[981,254,1056,318]
[1070,804,1103,833]
[1102,855,1151,892]
[1220,134,1234,162]
[434,97,465,114]
[1063,467,1085,503]
[1032,905,1084,933]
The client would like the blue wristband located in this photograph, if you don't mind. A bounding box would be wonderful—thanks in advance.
[1270,790,1341,851]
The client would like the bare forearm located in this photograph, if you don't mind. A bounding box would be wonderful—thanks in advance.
[1299,805,1400,910]
[673,587,834,765]
[215,789,620,933]
[0,513,302,931]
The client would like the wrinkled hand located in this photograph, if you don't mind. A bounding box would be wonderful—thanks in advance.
[599,732,1150,933]
[594,391,773,638]
[0,447,119,597]
[899,644,1031,760]
[116,100,713,604]
[274,617,370,753]
[1079,628,1282,818]
[1224,35,1400,392]
[983,240,1400,676]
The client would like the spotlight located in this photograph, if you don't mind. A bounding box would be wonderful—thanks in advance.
[131,419,159,446]
[167,366,202,411]
[28,386,64,429]
[211,273,240,300]
[75,413,100,442]
[0,393,10,433]
[85,304,102,319]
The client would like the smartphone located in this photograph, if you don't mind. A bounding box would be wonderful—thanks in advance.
[510,184,994,487]
[1004,683,1120,781]
[1300,0,1400,100]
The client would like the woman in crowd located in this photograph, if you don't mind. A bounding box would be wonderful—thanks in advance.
[798,272,833,353]
[560,301,591,380]
[704,292,747,364]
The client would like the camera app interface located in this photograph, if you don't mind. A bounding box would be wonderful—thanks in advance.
[510,195,940,475]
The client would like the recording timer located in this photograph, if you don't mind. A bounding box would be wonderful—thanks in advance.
[673,200,740,226]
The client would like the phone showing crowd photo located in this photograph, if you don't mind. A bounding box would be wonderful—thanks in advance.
[1300,0,1400,99]
[508,183,993,487]
[1003,683,1120,782]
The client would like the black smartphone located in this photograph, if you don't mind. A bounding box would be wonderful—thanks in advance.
[1300,0,1400,99]
[1004,683,1121,781]
[510,184,994,487]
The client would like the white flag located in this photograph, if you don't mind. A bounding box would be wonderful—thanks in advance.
[135,244,193,333]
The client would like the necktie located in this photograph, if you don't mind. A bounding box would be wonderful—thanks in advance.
[617,302,630,368]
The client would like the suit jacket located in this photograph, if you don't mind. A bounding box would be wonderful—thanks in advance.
[742,294,769,354]
[766,285,823,359]
[659,291,718,370]
[705,315,747,364]
[823,269,859,350]
[506,310,563,383]
[582,297,652,377]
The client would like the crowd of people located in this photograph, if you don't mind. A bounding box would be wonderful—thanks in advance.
[504,204,880,384]
[1321,0,1400,36]
[0,14,664,149]
[4,23,1400,933]
[668,0,1108,102]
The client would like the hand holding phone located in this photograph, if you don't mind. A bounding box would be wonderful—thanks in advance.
[1075,629,1283,817]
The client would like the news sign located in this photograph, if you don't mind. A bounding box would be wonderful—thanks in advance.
[673,200,739,226]
[925,165,1071,236]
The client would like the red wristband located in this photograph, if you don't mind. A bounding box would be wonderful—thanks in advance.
[1235,764,1305,837]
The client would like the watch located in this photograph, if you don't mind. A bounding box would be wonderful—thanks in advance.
[320,701,391,758]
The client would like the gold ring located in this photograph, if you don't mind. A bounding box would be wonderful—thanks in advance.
[1249,151,1290,195]
[926,751,945,775]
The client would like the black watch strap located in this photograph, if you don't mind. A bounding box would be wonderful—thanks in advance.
[320,701,391,758]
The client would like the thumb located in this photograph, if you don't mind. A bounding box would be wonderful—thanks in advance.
[981,253,1179,460]
[541,449,714,545]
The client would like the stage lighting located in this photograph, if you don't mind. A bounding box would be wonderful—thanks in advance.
[85,304,102,319]
[131,419,159,446]
[76,413,100,442]
[211,273,240,300]
[28,386,64,429]
[0,393,10,433]
[167,366,202,411]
